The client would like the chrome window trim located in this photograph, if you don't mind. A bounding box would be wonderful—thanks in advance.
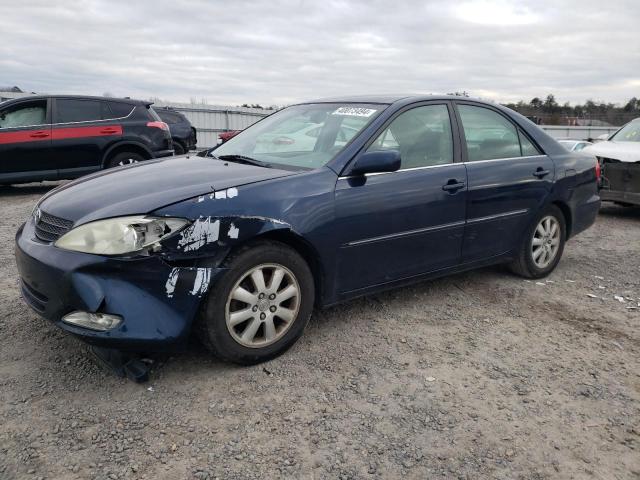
[52,104,135,126]
[0,104,135,130]
[462,154,547,165]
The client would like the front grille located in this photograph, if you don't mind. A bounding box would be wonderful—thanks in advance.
[34,211,74,242]
[20,279,49,313]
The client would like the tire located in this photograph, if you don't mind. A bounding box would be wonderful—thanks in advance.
[196,241,315,365]
[106,152,144,169]
[173,142,185,156]
[509,205,566,279]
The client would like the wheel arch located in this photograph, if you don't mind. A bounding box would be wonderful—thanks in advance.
[223,226,325,307]
[102,141,152,167]
[551,200,572,239]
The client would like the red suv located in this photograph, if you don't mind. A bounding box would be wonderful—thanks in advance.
[0,95,173,184]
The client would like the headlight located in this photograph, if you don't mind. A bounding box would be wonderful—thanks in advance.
[55,216,190,255]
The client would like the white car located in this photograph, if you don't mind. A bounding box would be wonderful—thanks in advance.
[583,118,640,206]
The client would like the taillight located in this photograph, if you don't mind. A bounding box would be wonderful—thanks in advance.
[595,158,601,183]
[273,136,295,145]
[147,121,170,131]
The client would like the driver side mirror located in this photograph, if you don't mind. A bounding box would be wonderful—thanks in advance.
[348,150,401,176]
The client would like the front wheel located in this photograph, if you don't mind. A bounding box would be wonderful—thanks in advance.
[196,241,315,365]
[509,205,566,279]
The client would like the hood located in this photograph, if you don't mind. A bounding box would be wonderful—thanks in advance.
[582,141,640,163]
[39,155,296,225]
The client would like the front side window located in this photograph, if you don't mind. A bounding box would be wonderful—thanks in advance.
[367,104,453,168]
[214,103,383,170]
[459,105,537,161]
[0,100,47,128]
[56,99,109,123]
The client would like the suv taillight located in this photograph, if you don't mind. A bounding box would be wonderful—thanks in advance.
[595,158,601,183]
[147,121,170,131]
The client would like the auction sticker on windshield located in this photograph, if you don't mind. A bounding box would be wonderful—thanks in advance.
[332,107,377,117]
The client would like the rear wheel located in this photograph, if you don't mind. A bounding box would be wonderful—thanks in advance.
[509,205,566,279]
[197,241,314,365]
[106,152,144,168]
[173,142,185,155]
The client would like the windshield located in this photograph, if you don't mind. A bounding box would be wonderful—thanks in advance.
[610,120,640,142]
[213,103,384,169]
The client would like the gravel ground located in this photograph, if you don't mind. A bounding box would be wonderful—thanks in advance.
[1,183,639,480]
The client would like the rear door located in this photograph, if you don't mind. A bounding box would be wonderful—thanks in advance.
[51,98,124,177]
[0,98,53,182]
[334,102,467,293]
[454,102,554,262]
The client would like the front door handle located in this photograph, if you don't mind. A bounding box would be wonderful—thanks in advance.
[100,128,119,134]
[533,168,550,178]
[442,179,465,193]
[29,131,50,139]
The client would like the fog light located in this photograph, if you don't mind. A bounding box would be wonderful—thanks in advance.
[62,311,122,331]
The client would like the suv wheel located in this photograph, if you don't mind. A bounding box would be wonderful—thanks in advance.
[509,205,566,279]
[173,143,185,155]
[106,152,144,168]
[197,241,314,365]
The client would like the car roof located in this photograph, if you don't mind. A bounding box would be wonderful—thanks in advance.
[302,94,483,105]
[1,95,149,106]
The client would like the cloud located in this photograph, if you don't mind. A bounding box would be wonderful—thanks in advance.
[0,0,638,105]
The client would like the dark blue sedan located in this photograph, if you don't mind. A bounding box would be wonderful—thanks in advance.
[15,95,600,364]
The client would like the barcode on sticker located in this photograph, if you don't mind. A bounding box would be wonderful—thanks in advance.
[332,107,377,117]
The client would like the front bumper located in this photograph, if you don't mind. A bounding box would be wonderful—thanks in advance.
[15,220,223,351]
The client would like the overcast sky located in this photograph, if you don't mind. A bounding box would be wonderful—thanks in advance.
[1,0,639,106]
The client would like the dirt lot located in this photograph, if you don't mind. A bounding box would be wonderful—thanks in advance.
[0,183,638,480]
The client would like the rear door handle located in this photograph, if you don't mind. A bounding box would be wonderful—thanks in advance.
[29,131,50,139]
[100,128,119,134]
[533,168,550,178]
[442,179,466,193]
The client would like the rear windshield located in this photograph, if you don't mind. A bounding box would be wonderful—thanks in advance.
[213,103,385,170]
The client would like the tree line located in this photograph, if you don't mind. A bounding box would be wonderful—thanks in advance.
[502,94,640,126]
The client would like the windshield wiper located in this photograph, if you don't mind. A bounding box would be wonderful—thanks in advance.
[217,154,273,168]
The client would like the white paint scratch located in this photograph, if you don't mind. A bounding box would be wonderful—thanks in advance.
[177,217,220,251]
[190,268,211,297]
[227,223,239,239]
[165,268,179,298]
[226,187,238,198]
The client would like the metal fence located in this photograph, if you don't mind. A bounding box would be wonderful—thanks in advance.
[153,101,269,148]
[540,125,619,141]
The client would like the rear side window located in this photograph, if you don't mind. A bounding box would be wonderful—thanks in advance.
[0,100,47,128]
[458,105,539,161]
[368,104,453,168]
[56,99,109,123]
[107,102,134,118]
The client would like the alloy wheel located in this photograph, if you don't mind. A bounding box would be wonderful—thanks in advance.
[118,158,138,166]
[531,215,561,269]
[225,263,301,348]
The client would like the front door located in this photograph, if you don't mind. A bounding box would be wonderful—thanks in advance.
[454,102,555,262]
[0,98,53,182]
[334,103,467,294]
